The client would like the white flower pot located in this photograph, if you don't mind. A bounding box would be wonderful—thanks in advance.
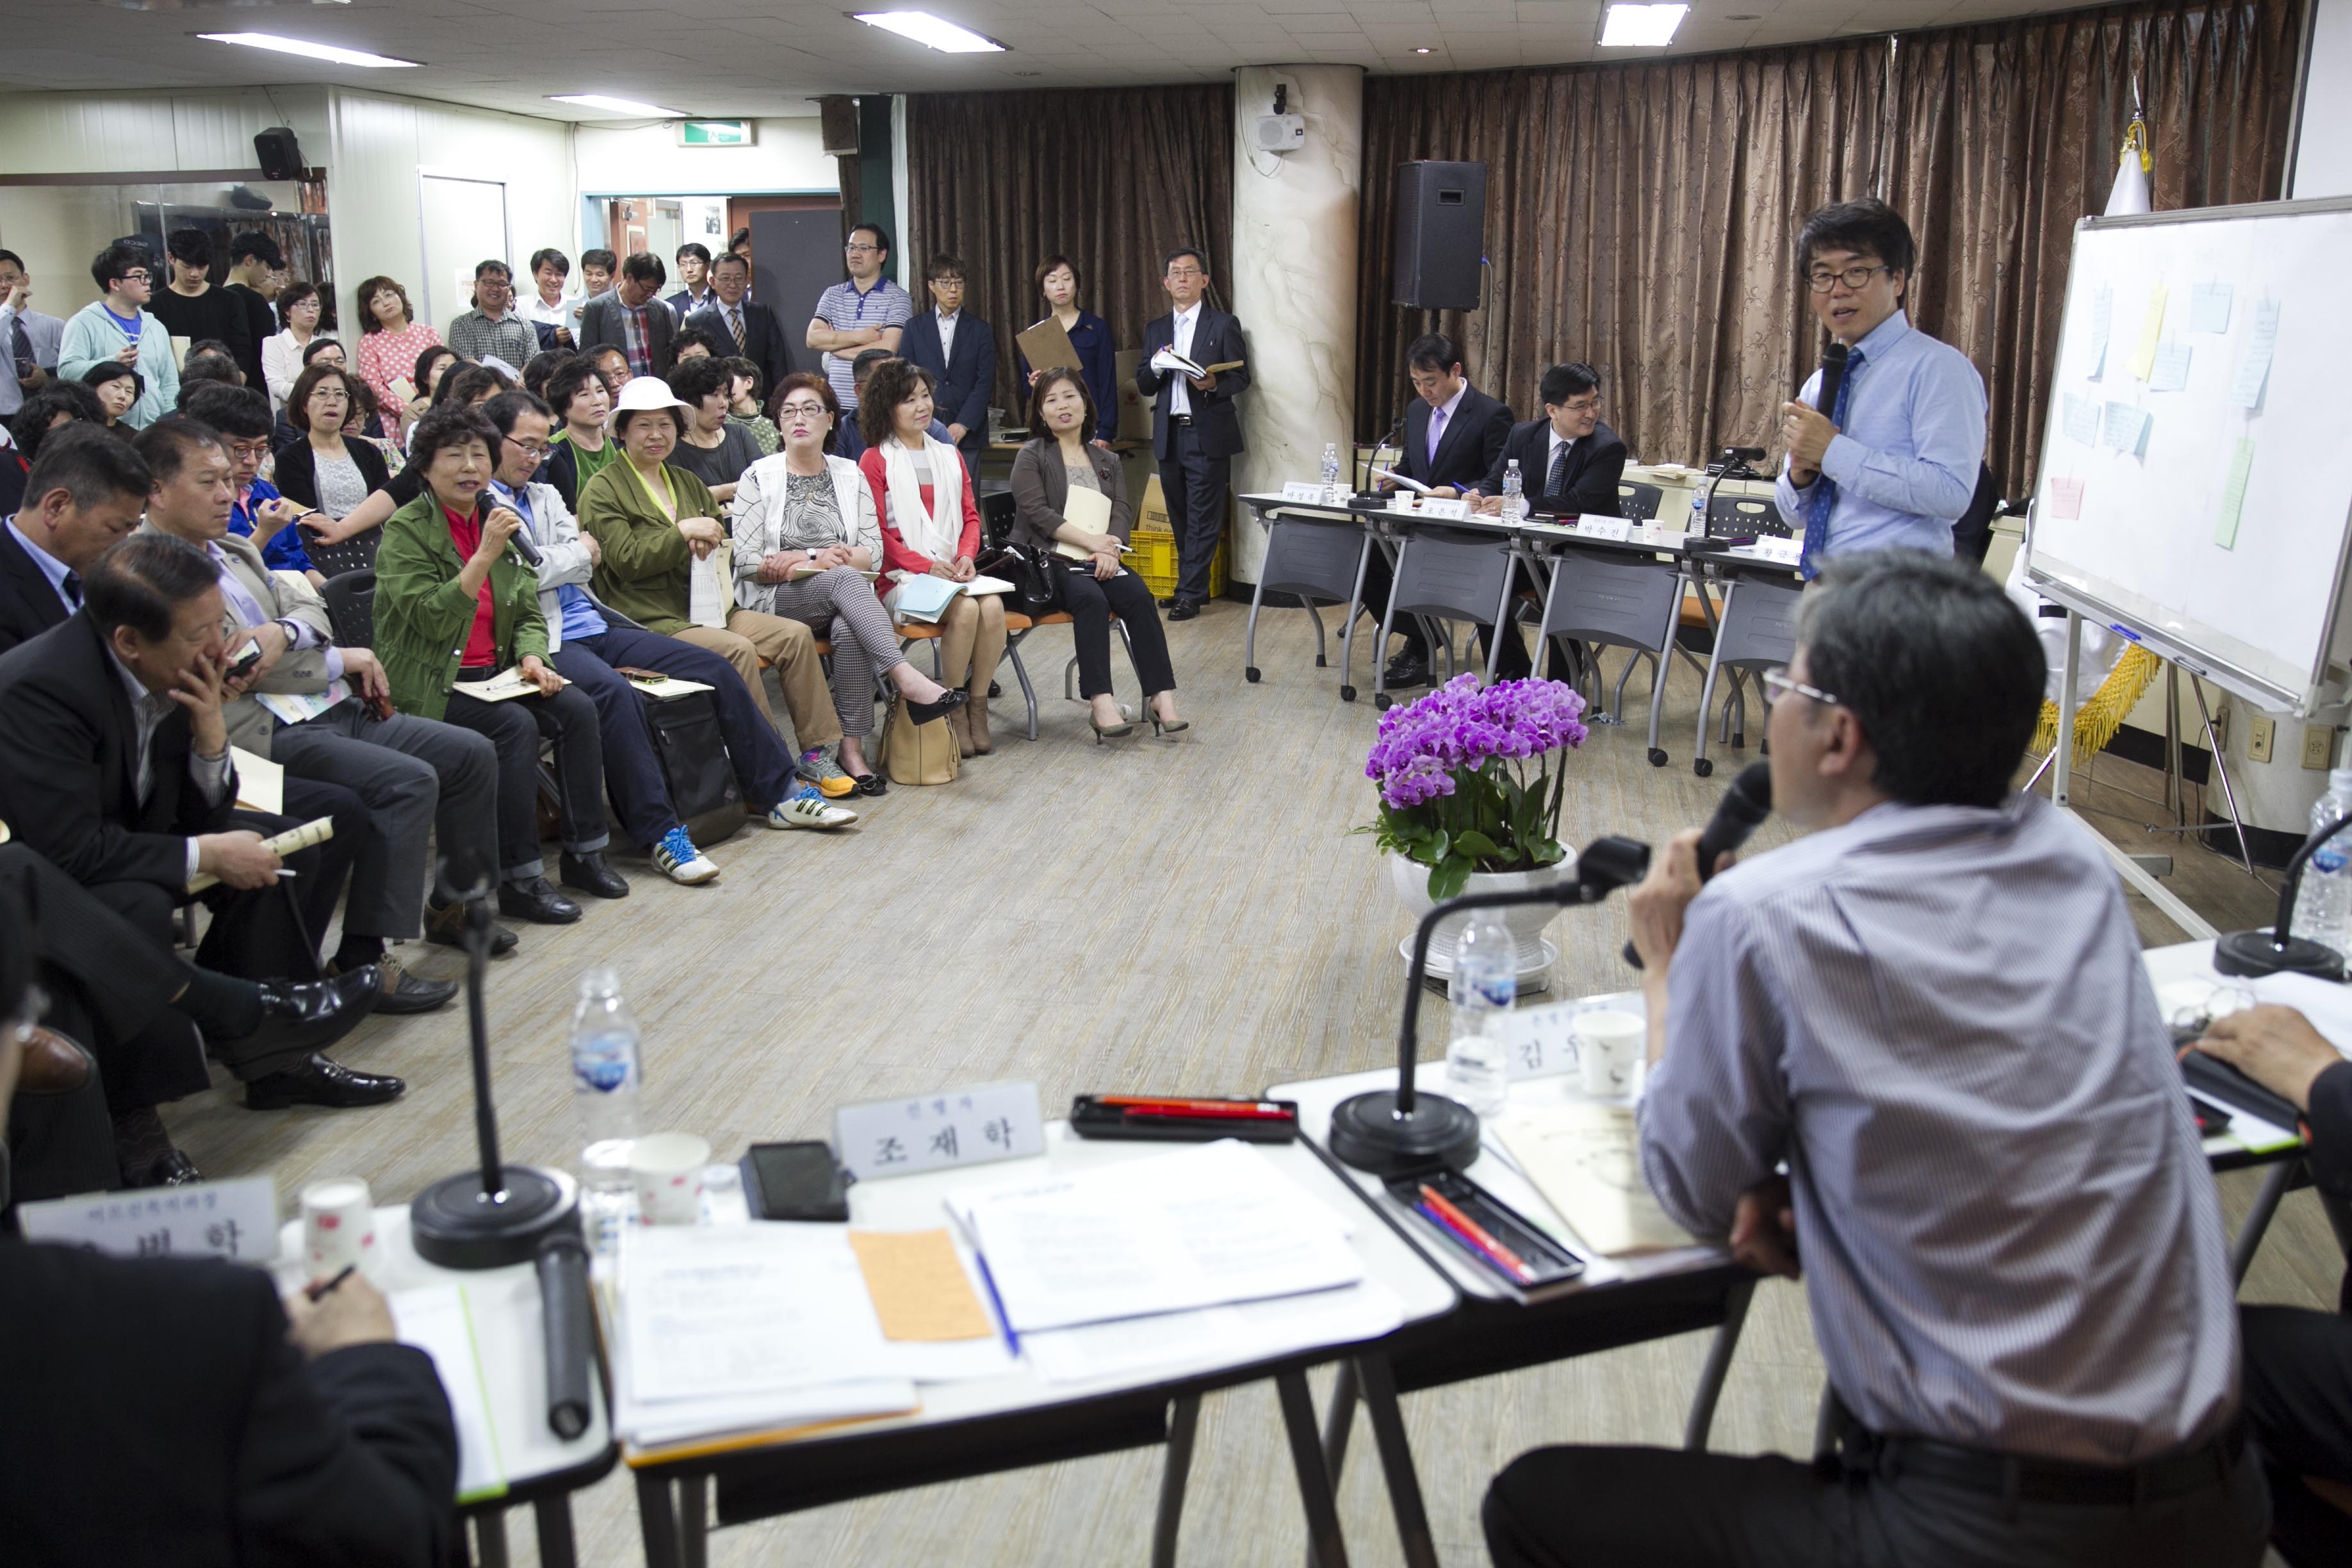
[1387,851,1578,992]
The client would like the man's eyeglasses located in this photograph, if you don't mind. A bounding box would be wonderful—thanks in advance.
[503,435,551,459]
[844,244,881,255]
[118,270,152,284]
[225,439,272,461]
[1556,396,1601,414]
[1760,666,1839,707]
[1165,266,1204,280]
[1807,263,1890,293]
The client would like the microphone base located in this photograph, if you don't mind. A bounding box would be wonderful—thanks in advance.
[2214,929,2348,983]
[1328,1089,1483,1177]
[411,1164,580,1270]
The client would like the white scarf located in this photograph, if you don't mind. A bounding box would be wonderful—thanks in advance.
[879,432,963,572]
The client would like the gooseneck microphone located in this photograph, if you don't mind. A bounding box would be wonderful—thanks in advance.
[1624,761,1774,969]
[1813,340,1850,417]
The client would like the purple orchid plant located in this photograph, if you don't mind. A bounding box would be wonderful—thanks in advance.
[1360,674,1590,901]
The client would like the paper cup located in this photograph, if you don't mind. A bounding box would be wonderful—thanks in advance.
[630,1133,710,1226]
[1574,1009,1646,1099]
[300,1177,377,1277]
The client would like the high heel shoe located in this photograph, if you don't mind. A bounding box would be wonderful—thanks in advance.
[1091,714,1137,744]
[1148,702,1189,738]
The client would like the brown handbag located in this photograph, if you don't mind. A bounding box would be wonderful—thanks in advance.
[877,694,959,785]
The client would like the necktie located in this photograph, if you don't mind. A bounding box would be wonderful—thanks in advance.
[60,569,81,608]
[8,314,32,381]
[1427,405,1448,466]
[1798,348,1863,580]
[728,307,746,353]
[1547,439,1572,503]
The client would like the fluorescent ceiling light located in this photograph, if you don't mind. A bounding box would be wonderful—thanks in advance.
[549,94,685,117]
[197,32,417,67]
[1599,3,1688,47]
[853,11,1006,53]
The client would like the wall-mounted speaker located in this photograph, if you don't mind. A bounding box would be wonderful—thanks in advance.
[1393,161,1487,312]
[254,127,305,181]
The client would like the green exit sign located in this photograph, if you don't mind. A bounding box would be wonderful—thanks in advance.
[678,120,754,147]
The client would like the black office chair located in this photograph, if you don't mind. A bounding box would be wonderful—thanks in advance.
[1615,481,1664,523]
[1703,491,1785,539]
[321,569,377,650]
[307,529,379,579]
[980,489,1017,553]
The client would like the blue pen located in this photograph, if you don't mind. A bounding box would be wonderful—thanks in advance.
[972,1250,1020,1357]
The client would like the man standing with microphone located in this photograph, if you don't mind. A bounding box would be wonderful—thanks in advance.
[1776,199,1985,578]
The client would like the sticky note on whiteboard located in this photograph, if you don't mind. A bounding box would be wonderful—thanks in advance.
[2062,392,2098,445]
[2100,401,2151,457]
[2229,302,2280,410]
[2126,284,2168,381]
[2048,477,2085,520]
[2087,286,2113,380]
[2216,439,2254,549]
[2149,343,2191,393]
[2190,282,2232,334]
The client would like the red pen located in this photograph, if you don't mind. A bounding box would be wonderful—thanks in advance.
[1419,1184,1533,1279]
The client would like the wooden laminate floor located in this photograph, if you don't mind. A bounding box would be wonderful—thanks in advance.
[174,598,2330,1567]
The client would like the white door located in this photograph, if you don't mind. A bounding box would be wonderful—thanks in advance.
[417,173,510,334]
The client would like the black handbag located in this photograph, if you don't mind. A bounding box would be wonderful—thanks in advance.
[980,541,1066,619]
[639,690,745,847]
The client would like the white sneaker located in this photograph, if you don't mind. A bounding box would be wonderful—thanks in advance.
[653,826,721,884]
[767,786,858,830]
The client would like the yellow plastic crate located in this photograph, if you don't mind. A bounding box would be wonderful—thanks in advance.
[1129,527,1229,600]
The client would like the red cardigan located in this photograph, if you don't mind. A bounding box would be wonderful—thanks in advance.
[859,445,982,581]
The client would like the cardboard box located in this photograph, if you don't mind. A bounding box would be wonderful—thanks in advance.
[1114,348,1152,443]
[1138,472,1173,534]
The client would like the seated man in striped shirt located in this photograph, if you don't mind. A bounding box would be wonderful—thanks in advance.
[1484,552,2264,1567]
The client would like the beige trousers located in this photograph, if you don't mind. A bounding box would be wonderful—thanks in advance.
[676,608,844,751]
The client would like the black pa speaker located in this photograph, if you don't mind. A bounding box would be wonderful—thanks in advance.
[1392,161,1487,312]
[254,127,305,181]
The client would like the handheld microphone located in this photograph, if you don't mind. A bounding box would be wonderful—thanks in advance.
[507,530,543,568]
[1813,341,1850,417]
[1623,761,1774,968]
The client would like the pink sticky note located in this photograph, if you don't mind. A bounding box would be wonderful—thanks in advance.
[2048,478,2085,520]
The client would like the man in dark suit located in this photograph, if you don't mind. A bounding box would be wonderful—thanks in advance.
[685,250,790,398]
[664,241,717,323]
[1362,333,1515,686]
[901,252,997,465]
[0,423,149,656]
[578,252,676,382]
[1471,361,1629,518]
[0,533,398,1111]
[0,902,459,1567]
[1136,246,1250,621]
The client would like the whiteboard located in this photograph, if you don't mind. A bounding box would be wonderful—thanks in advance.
[2023,197,2352,715]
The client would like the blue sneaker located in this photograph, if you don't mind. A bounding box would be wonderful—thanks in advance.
[651,826,721,885]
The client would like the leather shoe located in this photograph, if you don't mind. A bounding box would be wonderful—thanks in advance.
[1167,600,1202,622]
[336,954,457,1016]
[243,1051,405,1111]
[129,1148,205,1187]
[499,876,583,925]
[560,849,630,900]
[230,969,382,1066]
[427,898,519,955]
[16,1025,92,1096]
[1382,654,1432,689]
[1157,596,1177,610]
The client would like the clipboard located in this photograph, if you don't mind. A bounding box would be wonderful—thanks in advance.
[1017,317,1083,375]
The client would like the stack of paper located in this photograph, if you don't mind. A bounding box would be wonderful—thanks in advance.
[1490,1102,1699,1257]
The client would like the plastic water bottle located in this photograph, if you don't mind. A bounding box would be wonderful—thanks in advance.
[1446,911,1515,1116]
[569,967,641,1193]
[1499,459,1524,524]
[2294,767,2352,958]
[1321,441,1344,503]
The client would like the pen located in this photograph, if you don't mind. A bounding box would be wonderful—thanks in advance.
[1413,1202,1533,1284]
[1098,1097,1290,1117]
[1419,1184,1535,1280]
[304,1263,357,1302]
[972,1250,1021,1357]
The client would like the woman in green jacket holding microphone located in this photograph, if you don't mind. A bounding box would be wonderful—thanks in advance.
[373,404,619,925]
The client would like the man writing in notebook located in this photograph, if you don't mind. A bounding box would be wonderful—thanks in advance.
[1483,552,2263,1567]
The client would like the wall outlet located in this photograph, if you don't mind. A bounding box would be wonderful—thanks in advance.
[2304,724,2337,771]
[2248,715,2274,764]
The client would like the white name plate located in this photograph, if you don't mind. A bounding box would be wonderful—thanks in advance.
[1574,516,1634,541]
[17,1176,280,1262]
[836,1080,1046,1180]
[1280,481,1333,503]
[1388,496,1471,521]
[1733,535,1804,566]
[1490,993,1648,1081]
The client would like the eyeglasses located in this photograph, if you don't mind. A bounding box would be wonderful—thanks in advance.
[118,270,152,284]
[503,435,551,459]
[1164,266,1204,280]
[1807,263,1890,293]
[777,401,829,418]
[1760,666,1839,707]
[1556,396,1601,414]
[844,244,881,255]
[225,439,272,461]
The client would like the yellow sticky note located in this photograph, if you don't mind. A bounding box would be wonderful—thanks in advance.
[2216,438,2254,550]
[847,1229,994,1342]
[2126,284,2168,382]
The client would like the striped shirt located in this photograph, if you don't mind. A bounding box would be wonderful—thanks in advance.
[1638,792,2238,1463]
[812,277,913,411]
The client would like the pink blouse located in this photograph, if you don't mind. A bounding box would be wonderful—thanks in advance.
[356,320,445,425]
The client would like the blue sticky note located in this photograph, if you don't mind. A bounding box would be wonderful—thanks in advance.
[2149,343,2192,393]
[2087,286,2113,380]
[2190,283,2232,334]
[2101,400,2150,457]
[2063,391,2098,445]
[2229,301,2280,411]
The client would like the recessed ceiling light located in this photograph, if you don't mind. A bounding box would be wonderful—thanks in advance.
[851,10,1006,53]
[1414,45,1432,54]
[1599,3,1688,47]
[197,31,417,67]
[549,94,685,117]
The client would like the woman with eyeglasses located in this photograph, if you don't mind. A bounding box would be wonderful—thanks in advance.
[733,373,967,792]
[272,362,395,573]
[353,276,443,431]
[263,281,323,413]
[1016,254,1119,446]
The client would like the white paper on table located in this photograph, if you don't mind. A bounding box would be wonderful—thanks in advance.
[949,1139,1364,1334]
[2252,971,2352,1059]
[614,1376,917,1449]
[391,1286,506,1501]
[619,1225,895,1405]
[1023,1279,1405,1384]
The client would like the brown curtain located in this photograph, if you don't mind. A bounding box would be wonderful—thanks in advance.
[1357,42,1894,465]
[1354,0,2303,498]
[903,85,1234,420]
[1893,0,2304,498]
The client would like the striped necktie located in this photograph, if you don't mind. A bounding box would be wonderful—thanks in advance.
[1797,348,1863,580]
[728,307,746,353]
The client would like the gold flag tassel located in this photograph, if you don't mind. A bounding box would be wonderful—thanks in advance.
[2032,644,2164,765]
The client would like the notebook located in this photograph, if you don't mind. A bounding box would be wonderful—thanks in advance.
[1053,486,1118,562]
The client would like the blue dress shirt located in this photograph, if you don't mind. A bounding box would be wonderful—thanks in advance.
[1773,311,1985,560]
[230,477,315,575]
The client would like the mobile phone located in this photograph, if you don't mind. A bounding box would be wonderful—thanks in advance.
[225,640,263,681]
[740,1140,851,1222]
